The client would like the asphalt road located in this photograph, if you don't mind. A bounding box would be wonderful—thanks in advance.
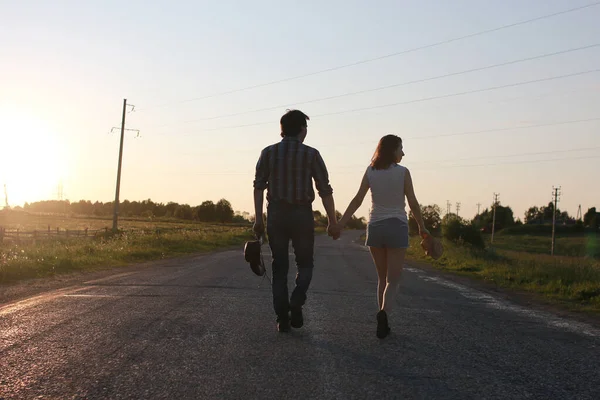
[1,233,599,399]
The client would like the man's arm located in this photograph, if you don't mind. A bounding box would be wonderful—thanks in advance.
[311,150,338,237]
[321,194,337,225]
[253,188,265,236]
[253,149,269,236]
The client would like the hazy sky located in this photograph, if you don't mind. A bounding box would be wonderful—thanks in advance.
[1,0,599,221]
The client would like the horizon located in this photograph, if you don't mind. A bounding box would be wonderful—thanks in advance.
[1,193,590,225]
[1,1,599,223]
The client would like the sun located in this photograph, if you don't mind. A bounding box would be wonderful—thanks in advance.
[0,109,68,206]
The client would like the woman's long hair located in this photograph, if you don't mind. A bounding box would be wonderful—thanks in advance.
[370,134,402,170]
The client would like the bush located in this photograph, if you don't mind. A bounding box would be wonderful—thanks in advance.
[409,204,442,236]
[442,219,485,248]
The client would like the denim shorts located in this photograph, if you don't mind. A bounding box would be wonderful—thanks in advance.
[365,218,409,249]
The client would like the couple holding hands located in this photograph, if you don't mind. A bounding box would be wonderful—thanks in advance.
[252,110,431,338]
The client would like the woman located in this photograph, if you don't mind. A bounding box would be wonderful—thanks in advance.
[335,134,429,339]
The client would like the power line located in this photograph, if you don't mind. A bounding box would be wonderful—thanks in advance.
[408,117,600,140]
[343,117,600,145]
[174,118,600,157]
[175,154,600,176]
[171,68,600,136]
[310,69,600,119]
[179,120,275,134]
[137,1,600,112]
[161,86,600,140]
[156,85,600,139]
[416,154,600,170]
[487,85,599,106]
[154,43,600,128]
[334,144,600,169]
[419,145,600,163]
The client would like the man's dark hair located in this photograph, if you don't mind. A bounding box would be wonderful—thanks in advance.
[280,109,309,137]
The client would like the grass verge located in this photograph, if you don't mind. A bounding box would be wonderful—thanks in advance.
[406,236,600,314]
[484,231,599,258]
[0,226,253,284]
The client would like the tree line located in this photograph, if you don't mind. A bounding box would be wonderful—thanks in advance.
[406,201,599,248]
[16,198,599,233]
[19,199,370,229]
[22,199,239,223]
[409,202,598,232]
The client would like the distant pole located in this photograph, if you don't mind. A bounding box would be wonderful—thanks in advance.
[112,99,128,232]
[456,202,461,219]
[3,184,8,209]
[446,200,451,218]
[551,186,561,256]
[576,204,582,221]
[476,203,482,215]
[491,193,499,243]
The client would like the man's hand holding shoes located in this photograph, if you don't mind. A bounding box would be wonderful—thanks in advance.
[253,220,265,239]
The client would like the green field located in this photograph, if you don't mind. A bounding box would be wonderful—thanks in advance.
[0,211,254,284]
[486,231,599,258]
[407,232,600,314]
[0,209,233,231]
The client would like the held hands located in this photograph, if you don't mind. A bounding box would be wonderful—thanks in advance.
[327,223,342,240]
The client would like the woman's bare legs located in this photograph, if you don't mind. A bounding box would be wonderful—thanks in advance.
[368,247,387,310]
[369,246,406,338]
[381,248,407,314]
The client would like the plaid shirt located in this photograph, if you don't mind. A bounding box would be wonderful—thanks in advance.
[253,136,333,205]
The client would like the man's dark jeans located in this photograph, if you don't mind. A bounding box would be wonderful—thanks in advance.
[266,201,314,319]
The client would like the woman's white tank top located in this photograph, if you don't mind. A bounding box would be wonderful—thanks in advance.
[366,164,408,224]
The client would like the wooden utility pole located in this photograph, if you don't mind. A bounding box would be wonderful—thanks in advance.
[491,193,499,243]
[551,186,561,256]
[3,184,8,209]
[112,99,128,232]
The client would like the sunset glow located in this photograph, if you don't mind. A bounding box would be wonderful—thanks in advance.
[0,109,68,206]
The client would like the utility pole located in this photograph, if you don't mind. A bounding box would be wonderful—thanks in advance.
[446,200,451,218]
[491,193,499,243]
[111,99,138,233]
[3,184,8,209]
[551,186,561,256]
[576,204,582,221]
[476,203,482,216]
[57,181,66,215]
[456,202,461,219]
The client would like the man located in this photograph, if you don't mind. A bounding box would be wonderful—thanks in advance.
[253,109,339,332]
